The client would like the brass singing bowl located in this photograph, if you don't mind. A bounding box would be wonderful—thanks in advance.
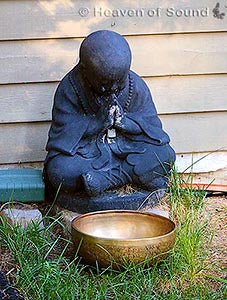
[72,210,176,268]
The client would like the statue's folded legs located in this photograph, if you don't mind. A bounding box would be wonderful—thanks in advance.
[46,143,175,196]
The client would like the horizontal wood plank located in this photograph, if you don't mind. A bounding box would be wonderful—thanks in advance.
[175,151,227,173]
[1,32,227,84]
[0,162,44,169]
[0,0,226,40]
[0,112,226,164]
[185,169,227,187]
[177,151,227,187]
[0,74,227,123]
[177,150,227,187]
[0,122,49,164]
[0,83,56,123]
[148,75,227,114]
[160,112,227,154]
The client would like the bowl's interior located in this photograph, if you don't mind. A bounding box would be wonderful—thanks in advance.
[72,211,175,240]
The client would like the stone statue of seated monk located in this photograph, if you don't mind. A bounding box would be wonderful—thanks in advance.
[44,30,176,208]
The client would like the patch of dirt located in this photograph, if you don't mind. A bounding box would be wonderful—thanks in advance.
[0,249,22,299]
[155,193,227,283]
[154,194,171,213]
[204,195,227,272]
[0,248,18,285]
[0,250,14,275]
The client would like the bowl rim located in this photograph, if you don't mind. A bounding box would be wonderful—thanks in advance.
[71,209,176,242]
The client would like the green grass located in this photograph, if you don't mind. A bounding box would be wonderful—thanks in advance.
[0,169,226,300]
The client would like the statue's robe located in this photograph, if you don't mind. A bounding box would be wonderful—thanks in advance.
[45,65,175,190]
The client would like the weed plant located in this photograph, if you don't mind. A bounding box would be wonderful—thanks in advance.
[0,169,226,299]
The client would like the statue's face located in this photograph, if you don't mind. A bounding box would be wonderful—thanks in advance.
[85,70,127,96]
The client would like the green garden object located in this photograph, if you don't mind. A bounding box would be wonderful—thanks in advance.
[0,169,44,203]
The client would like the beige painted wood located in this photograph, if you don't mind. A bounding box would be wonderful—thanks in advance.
[176,151,227,186]
[0,83,56,123]
[148,75,227,114]
[0,122,49,164]
[189,168,227,186]
[0,162,44,169]
[0,74,227,123]
[1,32,227,84]
[160,112,227,154]
[0,0,226,40]
[0,112,226,164]
[175,151,227,173]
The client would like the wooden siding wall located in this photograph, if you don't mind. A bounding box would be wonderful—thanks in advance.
[0,0,227,182]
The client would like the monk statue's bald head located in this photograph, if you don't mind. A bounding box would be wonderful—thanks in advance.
[79,30,131,95]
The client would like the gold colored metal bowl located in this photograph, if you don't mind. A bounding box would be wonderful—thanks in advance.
[72,210,176,268]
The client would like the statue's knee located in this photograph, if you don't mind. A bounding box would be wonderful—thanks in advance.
[46,156,82,191]
[136,167,169,191]
[46,158,66,188]
[135,148,174,189]
[154,145,176,173]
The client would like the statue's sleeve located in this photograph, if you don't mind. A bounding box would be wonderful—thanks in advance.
[46,77,90,156]
[115,114,142,134]
[119,73,170,145]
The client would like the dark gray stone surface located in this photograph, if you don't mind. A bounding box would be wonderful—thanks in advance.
[44,30,175,211]
[56,189,165,214]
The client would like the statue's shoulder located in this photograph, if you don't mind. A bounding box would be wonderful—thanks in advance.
[54,66,82,102]
[56,67,77,92]
[129,70,151,95]
[52,67,83,112]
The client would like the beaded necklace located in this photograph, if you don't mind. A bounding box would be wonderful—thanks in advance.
[70,70,134,115]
